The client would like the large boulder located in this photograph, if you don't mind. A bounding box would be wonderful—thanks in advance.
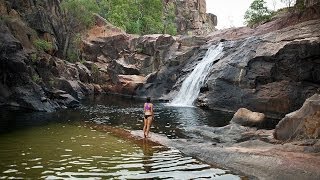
[55,78,85,100]
[274,94,320,141]
[83,34,130,62]
[231,108,266,127]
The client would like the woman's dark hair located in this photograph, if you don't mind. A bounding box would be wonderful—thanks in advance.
[146,97,151,103]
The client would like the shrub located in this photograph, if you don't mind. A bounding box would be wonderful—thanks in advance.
[66,50,79,63]
[33,39,53,52]
[30,53,38,63]
[60,0,100,30]
[31,74,42,84]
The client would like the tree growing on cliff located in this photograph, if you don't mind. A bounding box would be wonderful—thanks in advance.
[244,0,274,27]
[100,0,175,35]
[60,0,99,61]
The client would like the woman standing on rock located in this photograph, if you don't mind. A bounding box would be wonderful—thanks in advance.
[143,97,154,138]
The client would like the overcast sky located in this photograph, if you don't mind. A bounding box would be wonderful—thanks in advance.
[206,0,287,29]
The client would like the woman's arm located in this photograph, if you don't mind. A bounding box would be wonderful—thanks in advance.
[151,104,154,117]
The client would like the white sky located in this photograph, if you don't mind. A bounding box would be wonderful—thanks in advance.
[206,0,287,29]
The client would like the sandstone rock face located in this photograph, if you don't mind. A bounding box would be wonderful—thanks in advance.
[231,108,266,127]
[274,94,320,141]
[194,20,320,118]
[175,0,217,35]
[82,26,181,96]
[136,41,208,98]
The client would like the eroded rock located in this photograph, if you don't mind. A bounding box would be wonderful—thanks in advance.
[274,93,320,141]
[231,108,266,127]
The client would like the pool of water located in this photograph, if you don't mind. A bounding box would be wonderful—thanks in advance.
[80,95,233,139]
[0,95,242,179]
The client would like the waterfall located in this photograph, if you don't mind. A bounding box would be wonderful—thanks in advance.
[170,43,224,107]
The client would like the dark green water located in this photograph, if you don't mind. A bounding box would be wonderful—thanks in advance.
[0,95,241,179]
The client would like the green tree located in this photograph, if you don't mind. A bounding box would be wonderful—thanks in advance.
[61,0,178,35]
[98,0,175,35]
[60,0,100,61]
[163,2,177,35]
[244,0,274,27]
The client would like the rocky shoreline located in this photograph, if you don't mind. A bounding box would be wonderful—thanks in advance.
[129,125,320,179]
[1,0,320,178]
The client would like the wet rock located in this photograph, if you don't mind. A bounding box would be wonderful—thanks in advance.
[43,88,79,108]
[274,93,320,141]
[10,85,59,112]
[231,108,266,127]
[55,93,79,108]
[199,84,209,93]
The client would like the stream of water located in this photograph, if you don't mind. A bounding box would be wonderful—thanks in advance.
[0,95,242,179]
[170,43,224,106]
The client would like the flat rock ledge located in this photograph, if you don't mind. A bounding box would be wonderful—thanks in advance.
[130,129,320,180]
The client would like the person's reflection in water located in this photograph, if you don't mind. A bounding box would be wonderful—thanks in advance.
[142,138,153,173]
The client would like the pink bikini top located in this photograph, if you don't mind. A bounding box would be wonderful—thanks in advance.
[144,103,152,111]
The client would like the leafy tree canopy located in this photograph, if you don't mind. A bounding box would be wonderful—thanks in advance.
[61,0,176,35]
[244,0,274,27]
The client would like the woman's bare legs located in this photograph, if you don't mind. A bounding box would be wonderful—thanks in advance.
[143,117,147,138]
[145,116,153,138]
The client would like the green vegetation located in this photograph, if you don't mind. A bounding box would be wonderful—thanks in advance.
[60,0,176,35]
[31,74,42,84]
[60,0,100,30]
[163,2,177,35]
[91,64,100,83]
[33,39,53,52]
[48,78,56,87]
[58,0,177,62]
[66,50,78,63]
[294,0,306,11]
[30,53,38,63]
[244,0,274,27]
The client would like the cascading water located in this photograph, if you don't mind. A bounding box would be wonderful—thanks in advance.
[170,43,224,106]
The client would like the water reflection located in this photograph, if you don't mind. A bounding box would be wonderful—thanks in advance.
[0,95,233,139]
[0,123,242,179]
[142,139,153,173]
[173,106,202,127]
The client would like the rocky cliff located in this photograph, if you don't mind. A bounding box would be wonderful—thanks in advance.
[137,2,320,119]
[0,0,319,121]
[173,0,217,35]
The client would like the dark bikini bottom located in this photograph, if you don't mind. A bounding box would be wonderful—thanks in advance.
[144,115,152,119]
